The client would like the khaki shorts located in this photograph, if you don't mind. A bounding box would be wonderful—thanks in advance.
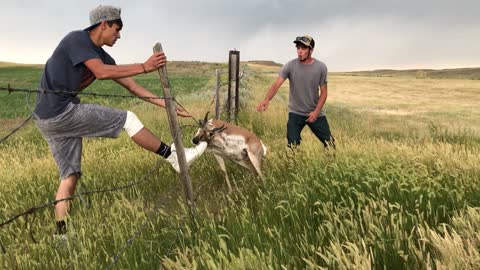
[34,102,127,180]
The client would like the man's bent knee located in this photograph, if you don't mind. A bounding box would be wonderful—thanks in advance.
[123,111,144,137]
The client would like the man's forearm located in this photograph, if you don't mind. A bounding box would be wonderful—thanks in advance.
[263,76,285,101]
[115,77,165,107]
[97,64,145,80]
[315,86,328,112]
[264,86,279,101]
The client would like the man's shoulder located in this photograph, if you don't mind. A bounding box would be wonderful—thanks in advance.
[62,30,89,42]
[282,58,299,70]
[285,58,299,65]
[313,58,327,68]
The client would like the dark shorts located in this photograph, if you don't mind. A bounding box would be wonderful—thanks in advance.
[34,103,127,180]
[287,112,333,147]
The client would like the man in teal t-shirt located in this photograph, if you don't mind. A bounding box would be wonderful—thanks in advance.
[256,35,335,149]
[33,5,207,240]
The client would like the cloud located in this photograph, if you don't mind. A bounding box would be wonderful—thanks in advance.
[1,0,479,70]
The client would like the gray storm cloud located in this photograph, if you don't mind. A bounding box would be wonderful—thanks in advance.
[1,0,479,70]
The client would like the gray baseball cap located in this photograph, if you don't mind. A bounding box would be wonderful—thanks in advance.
[84,5,122,31]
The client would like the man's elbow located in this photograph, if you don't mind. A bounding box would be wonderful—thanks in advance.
[94,71,110,80]
[95,73,111,80]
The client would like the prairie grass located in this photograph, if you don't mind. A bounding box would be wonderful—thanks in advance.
[0,62,479,269]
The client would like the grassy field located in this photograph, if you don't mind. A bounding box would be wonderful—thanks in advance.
[334,67,480,80]
[0,62,479,269]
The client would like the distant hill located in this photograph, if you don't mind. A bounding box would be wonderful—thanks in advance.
[2,60,479,80]
[0,61,44,68]
[247,60,283,67]
[333,67,480,80]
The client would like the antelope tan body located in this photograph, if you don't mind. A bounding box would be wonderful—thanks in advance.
[193,116,267,192]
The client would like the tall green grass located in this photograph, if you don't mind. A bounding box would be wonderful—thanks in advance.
[1,63,479,269]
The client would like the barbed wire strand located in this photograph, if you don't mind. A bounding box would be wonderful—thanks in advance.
[0,237,5,254]
[108,184,177,269]
[0,114,32,144]
[108,215,191,269]
[106,111,213,267]
[0,85,167,99]
[0,158,164,232]
[0,87,201,143]
[108,177,210,268]
[0,68,246,143]
[0,115,201,256]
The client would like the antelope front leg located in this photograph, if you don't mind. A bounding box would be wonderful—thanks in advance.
[214,154,233,193]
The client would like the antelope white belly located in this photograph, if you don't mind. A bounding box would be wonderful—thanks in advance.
[208,134,249,161]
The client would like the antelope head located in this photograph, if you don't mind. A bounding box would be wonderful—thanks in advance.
[192,112,226,145]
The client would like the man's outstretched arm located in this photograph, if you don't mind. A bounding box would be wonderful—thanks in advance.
[256,76,286,112]
[84,52,166,80]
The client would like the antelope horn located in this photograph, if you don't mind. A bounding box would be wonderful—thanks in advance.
[202,112,210,125]
[212,124,227,133]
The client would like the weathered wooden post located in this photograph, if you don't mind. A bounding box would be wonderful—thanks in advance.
[227,50,240,123]
[214,69,232,192]
[215,69,220,120]
[153,42,196,216]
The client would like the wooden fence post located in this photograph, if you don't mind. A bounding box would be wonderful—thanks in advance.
[227,50,240,123]
[153,43,196,216]
[215,69,220,120]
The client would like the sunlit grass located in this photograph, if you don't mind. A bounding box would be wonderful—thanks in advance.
[0,63,479,269]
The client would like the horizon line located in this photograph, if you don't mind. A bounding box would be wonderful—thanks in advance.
[1,60,479,73]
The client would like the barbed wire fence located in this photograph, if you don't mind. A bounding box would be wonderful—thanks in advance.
[0,58,249,266]
[0,66,247,144]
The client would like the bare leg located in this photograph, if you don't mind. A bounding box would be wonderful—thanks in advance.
[55,173,79,222]
[130,127,162,152]
[130,127,208,173]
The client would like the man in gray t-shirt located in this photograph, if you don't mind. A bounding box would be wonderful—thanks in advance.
[257,35,335,149]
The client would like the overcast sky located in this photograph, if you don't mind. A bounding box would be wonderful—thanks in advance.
[1,0,479,71]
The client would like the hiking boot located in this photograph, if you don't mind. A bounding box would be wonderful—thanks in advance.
[166,142,207,173]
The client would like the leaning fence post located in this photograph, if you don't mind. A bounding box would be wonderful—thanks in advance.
[153,43,196,218]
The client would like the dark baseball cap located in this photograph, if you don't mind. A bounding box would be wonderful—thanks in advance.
[294,35,315,49]
[84,5,122,31]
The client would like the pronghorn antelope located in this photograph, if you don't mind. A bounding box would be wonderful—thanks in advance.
[192,113,267,192]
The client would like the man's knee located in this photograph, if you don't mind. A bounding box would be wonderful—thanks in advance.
[57,173,79,197]
[123,111,144,137]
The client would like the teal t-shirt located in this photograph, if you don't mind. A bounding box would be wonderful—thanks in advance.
[279,58,328,117]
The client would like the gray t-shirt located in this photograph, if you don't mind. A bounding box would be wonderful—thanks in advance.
[34,30,115,119]
[279,58,328,117]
